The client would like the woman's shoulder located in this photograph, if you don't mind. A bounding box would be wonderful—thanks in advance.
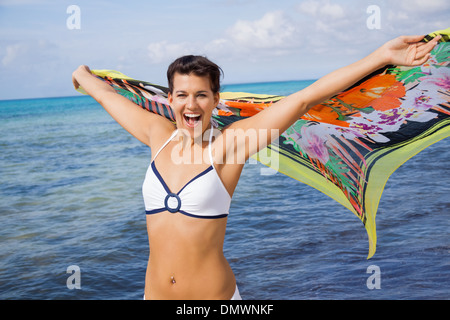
[148,121,177,151]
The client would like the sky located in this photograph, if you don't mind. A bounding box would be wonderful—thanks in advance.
[0,0,448,100]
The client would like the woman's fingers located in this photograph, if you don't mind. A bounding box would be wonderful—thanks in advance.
[411,53,431,66]
[72,76,80,89]
[402,35,426,44]
[416,35,441,58]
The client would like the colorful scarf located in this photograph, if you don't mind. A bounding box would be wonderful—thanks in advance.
[77,28,449,258]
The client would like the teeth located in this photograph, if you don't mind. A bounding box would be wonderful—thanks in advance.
[185,114,200,118]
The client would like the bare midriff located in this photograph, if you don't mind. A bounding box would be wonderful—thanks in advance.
[144,212,235,300]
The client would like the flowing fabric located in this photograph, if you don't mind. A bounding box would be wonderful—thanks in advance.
[77,29,449,258]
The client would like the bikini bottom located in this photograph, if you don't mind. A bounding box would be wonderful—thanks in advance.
[143,285,242,300]
[230,285,242,300]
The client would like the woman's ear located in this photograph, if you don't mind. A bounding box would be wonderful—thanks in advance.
[214,92,220,106]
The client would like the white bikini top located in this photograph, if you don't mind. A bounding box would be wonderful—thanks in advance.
[142,126,231,219]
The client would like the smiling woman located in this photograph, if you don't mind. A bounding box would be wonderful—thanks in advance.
[167,56,221,137]
[71,32,441,299]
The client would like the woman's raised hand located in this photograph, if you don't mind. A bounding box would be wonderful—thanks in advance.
[381,34,441,67]
[72,65,92,89]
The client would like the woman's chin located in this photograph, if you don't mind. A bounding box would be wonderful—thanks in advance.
[178,120,208,140]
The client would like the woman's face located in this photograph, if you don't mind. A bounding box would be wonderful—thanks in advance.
[168,72,219,139]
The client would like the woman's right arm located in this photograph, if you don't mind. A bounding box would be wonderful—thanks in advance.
[72,65,172,146]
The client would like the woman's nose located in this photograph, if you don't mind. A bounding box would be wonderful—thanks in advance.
[186,95,196,109]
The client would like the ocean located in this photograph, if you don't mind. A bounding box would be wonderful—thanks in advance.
[0,80,449,300]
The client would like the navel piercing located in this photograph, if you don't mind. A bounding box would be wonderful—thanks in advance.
[170,276,176,284]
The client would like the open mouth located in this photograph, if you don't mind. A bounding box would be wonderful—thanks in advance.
[183,113,202,128]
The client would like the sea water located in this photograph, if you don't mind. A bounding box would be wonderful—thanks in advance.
[0,80,449,300]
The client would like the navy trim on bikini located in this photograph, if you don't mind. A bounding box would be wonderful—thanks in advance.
[145,208,167,215]
[151,161,214,195]
[176,166,213,195]
[178,210,228,219]
[151,161,171,194]
[145,209,228,219]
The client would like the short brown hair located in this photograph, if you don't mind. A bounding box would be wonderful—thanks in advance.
[167,55,223,94]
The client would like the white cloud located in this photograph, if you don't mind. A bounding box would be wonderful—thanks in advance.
[382,0,449,35]
[320,3,345,19]
[2,43,25,66]
[1,40,58,69]
[397,0,450,13]
[226,11,301,49]
[296,0,365,43]
[297,0,320,16]
[295,0,448,38]
[146,10,303,64]
[297,0,345,19]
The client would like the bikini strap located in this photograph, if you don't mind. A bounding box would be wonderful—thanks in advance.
[152,129,178,162]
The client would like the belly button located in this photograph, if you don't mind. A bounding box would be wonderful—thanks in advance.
[170,276,176,284]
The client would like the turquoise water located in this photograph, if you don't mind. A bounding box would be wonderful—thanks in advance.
[0,80,449,300]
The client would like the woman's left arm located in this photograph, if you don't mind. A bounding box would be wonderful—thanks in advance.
[229,34,441,159]
[299,34,441,108]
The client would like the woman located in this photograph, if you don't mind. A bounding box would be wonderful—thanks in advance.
[72,34,440,300]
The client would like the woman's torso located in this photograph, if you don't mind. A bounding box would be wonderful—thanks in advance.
[143,126,243,299]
